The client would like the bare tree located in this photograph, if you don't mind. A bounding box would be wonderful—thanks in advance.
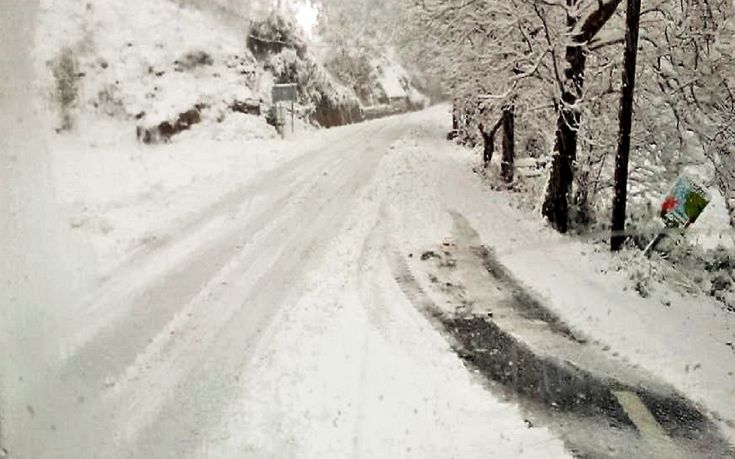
[404,0,734,236]
[541,0,623,233]
[404,0,557,173]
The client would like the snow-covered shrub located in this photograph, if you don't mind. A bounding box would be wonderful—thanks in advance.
[705,245,735,273]
[652,239,735,310]
[704,246,735,308]
[265,48,303,84]
[51,47,80,131]
[247,14,307,60]
[604,230,735,311]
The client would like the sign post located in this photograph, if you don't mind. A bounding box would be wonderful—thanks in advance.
[272,83,297,138]
[644,175,710,257]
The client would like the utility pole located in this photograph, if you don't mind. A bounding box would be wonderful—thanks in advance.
[611,0,642,251]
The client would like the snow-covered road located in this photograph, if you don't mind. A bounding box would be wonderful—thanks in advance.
[5,106,735,458]
[7,111,571,458]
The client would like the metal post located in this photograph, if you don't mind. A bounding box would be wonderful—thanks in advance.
[277,103,285,139]
[644,221,690,258]
[281,104,285,139]
[291,99,294,134]
[643,233,665,258]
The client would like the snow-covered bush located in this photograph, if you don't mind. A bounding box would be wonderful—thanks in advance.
[247,13,307,60]
[632,236,735,311]
[622,202,660,250]
[630,269,652,299]
[704,246,735,310]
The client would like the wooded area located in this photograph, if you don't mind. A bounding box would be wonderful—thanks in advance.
[403,0,734,247]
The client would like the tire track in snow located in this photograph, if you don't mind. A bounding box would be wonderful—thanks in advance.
[98,121,380,285]
[387,209,732,458]
[59,121,390,382]
[97,122,407,458]
[27,120,400,459]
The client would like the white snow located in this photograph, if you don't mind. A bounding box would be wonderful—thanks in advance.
[35,0,263,129]
[378,62,408,99]
[196,179,567,459]
[8,104,578,458]
[6,0,735,452]
[373,107,735,446]
[19,101,733,458]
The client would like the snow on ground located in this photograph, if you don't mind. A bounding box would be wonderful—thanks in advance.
[374,107,735,445]
[195,167,569,458]
[50,113,326,277]
[35,0,264,131]
[22,110,573,458]
[11,104,734,457]
[16,0,733,455]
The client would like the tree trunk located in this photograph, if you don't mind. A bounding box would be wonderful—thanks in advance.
[452,100,459,131]
[479,118,502,168]
[541,45,586,233]
[541,0,623,233]
[501,105,515,183]
[611,0,642,251]
[462,100,477,147]
[479,123,494,168]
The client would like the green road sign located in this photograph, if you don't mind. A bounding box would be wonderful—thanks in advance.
[272,83,297,104]
[660,176,710,228]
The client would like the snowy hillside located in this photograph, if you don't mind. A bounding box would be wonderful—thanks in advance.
[34,0,428,143]
[35,0,277,141]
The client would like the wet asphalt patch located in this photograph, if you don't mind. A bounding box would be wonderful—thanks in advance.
[443,315,727,453]
[471,245,588,344]
[445,315,632,427]
[390,243,733,458]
